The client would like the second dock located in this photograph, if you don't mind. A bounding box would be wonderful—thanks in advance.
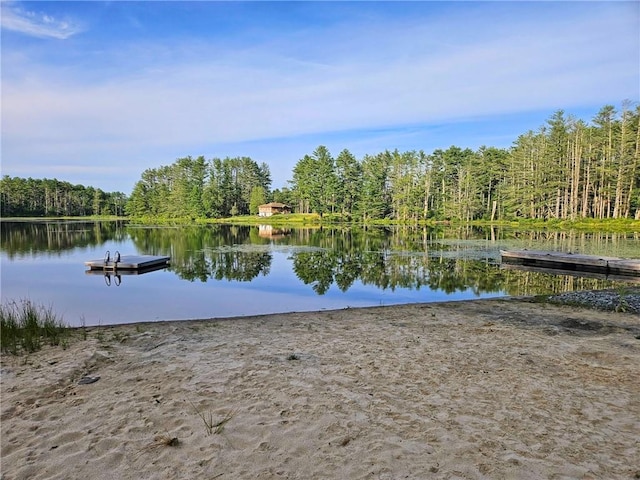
[500,250,640,277]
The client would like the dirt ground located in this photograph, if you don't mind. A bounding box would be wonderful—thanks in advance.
[2,297,639,479]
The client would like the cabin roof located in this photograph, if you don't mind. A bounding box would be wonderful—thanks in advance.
[259,202,290,208]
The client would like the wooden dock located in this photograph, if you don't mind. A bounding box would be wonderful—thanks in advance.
[500,250,640,277]
[500,263,640,284]
[85,253,170,271]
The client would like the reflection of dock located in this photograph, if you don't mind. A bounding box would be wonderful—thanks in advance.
[85,264,169,286]
[85,253,170,271]
[84,263,168,275]
[500,250,640,277]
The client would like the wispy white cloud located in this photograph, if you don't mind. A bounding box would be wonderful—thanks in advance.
[1,2,638,192]
[5,5,635,142]
[0,1,83,39]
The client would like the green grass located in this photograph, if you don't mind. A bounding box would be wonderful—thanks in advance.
[200,213,324,226]
[0,299,69,355]
[126,213,640,232]
[465,217,640,232]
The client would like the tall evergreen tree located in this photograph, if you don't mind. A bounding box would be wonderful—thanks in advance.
[335,148,362,217]
[357,153,389,221]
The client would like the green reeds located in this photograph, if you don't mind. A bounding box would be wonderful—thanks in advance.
[0,299,69,355]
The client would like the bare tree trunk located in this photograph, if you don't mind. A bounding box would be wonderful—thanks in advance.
[581,141,592,218]
[623,107,640,218]
[423,172,431,219]
[613,105,627,218]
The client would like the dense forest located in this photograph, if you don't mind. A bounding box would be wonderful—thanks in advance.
[0,177,127,217]
[125,155,272,218]
[287,104,640,222]
[1,103,638,222]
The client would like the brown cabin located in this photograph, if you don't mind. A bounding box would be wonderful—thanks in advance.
[258,202,291,217]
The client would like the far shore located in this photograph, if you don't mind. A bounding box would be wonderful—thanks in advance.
[2,215,640,231]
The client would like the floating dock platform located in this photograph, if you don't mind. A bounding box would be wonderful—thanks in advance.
[85,252,170,271]
[84,264,169,276]
[500,250,640,277]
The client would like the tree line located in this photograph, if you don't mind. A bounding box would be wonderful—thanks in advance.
[287,103,640,222]
[1,103,638,222]
[125,155,272,218]
[0,177,127,217]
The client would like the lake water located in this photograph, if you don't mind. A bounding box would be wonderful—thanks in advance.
[1,220,638,326]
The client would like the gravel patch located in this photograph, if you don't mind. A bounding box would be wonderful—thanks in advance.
[546,287,640,314]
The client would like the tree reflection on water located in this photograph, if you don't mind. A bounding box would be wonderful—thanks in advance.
[2,221,637,297]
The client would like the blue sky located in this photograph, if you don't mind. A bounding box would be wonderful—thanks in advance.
[1,1,638,194]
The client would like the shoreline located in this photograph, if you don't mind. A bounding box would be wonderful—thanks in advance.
[2,297,639,479]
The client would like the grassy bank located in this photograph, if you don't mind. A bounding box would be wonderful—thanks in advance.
[199,215,640,232]
[4,214,639,233]
[0,299,70,355]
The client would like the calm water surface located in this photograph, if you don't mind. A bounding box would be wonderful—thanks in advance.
[1,220,638,326]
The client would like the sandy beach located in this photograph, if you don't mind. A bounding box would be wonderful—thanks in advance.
[1,297,639,480]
